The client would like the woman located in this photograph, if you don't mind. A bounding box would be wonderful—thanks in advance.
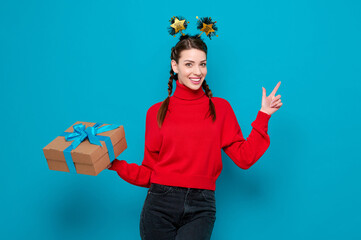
[107,34,282,240]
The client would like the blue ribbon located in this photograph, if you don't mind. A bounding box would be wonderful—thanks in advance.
[60,123,120,173]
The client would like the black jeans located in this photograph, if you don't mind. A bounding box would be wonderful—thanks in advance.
[140,183,216,240]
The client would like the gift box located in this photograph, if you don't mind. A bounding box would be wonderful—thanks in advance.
[43,121,127,176]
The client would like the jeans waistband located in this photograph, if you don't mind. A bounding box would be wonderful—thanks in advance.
[151,183,214,192]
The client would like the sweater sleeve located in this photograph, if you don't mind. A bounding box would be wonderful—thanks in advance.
[108,106,161,188]
[221,101,271,169]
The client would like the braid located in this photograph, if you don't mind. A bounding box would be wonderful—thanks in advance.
[202,80,216,122]
[157,66,176,127]
[202,79,213,98]
[171,47,178,61]
[168,69,175,97]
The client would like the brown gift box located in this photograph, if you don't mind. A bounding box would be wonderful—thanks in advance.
[43,121,127,176]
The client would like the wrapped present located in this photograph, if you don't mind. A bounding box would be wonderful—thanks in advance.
[43,121,127,176]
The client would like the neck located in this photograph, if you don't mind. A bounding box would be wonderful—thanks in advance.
[173,79,206,100]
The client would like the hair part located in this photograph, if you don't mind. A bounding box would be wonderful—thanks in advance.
[157,34,216,128]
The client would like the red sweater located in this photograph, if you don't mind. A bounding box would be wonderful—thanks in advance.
[109,79,271,190]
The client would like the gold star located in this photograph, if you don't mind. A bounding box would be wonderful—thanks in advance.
[170,18,186,33]
[200,23,215,35]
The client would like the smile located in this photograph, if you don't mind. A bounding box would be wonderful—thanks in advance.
[190,78,202,85]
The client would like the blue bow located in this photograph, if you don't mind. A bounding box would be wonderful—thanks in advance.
[60,123,120,173]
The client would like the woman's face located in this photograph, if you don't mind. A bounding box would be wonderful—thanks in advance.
[171,48,207,90]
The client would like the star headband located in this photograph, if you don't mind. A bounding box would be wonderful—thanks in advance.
[168,16,219,40]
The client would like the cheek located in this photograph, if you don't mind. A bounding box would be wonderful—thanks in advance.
[203,68,207,75]
[182,68,193,76]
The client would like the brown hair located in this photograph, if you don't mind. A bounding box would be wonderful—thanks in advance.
[157,34,216,128]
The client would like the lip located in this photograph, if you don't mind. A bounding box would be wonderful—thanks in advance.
[190,78,202,85]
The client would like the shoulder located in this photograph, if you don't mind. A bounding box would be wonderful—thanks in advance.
[146,101,163,116]
[211,97,232,109]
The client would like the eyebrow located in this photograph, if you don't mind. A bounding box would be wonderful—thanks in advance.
[184,60,207,63]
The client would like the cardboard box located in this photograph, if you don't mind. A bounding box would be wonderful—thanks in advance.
[43,121,127,176]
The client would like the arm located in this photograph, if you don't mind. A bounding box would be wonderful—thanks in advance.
[108,106,161,188]
[221,101,271,170]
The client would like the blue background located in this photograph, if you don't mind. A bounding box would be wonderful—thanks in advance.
[1,0,360,239]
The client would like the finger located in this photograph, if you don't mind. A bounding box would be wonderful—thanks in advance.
[273,94,281,101]
[271,81,281,96]
[271,99,281,107]
[271,98,281,105]
[262,86,266,98]
[273,102,283,108]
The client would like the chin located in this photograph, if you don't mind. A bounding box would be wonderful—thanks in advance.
[179,78,204,89]
[187,81,203,90]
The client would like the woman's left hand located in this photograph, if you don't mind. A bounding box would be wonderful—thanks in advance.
[260,81,283,116]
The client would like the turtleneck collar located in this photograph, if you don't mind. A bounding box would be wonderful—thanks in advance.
[173,79,206,100]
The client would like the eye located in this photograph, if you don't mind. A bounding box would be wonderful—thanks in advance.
[186,63,192,67]
[201,63,207,66]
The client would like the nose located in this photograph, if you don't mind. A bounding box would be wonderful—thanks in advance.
[193,66,201,75]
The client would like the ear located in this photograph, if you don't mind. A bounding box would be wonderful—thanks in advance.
[171,60,178,74]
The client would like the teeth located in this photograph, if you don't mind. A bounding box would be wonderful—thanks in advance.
[190,78,201,81]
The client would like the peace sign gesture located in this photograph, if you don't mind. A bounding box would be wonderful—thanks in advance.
[260,81,283,115]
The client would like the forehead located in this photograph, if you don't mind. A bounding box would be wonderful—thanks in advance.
[179,49,206,61]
